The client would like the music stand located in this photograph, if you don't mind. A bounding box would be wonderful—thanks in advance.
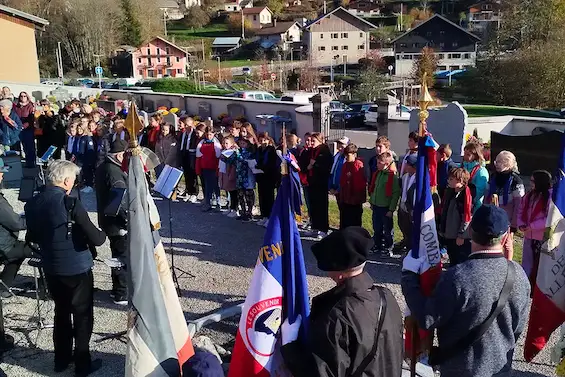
[154,165,194,295]
[37,145,57,186]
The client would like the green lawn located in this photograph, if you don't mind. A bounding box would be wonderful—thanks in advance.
[463,105,563,119]
[326,201,524,263]
[207,59,262,68]
[168,23,233,41]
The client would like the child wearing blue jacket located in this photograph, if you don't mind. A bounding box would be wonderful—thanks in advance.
[77,122,97,193]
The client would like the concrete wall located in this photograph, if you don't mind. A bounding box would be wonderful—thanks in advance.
[0,15,41,84]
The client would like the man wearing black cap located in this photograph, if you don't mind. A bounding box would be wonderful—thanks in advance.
[401,204,530,377]
[281,227,403,377]
[95,139,129,305]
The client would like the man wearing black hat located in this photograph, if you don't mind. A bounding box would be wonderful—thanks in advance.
[281,227,403,377]
[95,139,129,305]
[401,204,530,377]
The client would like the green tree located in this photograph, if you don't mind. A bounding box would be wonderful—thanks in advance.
[183,6,211,29]
[411,47,438,87]
[352,69,387,102]
[121,0,143,47]
[266,0,285,17]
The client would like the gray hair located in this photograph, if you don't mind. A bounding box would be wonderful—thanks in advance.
[0,99,12,109]
[495,150,519,173]
[47,160,80,185]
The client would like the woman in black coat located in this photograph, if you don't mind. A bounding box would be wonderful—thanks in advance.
[255,132,280,225]
[306,132,333,238]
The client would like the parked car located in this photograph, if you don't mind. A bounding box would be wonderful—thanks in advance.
[242,67,252,75]
[364,104,379,125]
[331,102,372,128]
[233,91,277,101]
[280,92,317,104]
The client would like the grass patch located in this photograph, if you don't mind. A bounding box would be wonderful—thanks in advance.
[463,105,562,119]
[168,23,233,41]
[207,59,262,68]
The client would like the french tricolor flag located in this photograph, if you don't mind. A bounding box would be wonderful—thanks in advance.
[405,134,442,355]
[524,132,565,362]
[228,159,310,377]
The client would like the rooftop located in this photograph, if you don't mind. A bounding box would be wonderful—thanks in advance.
[212,37,242,46]
[0,4,49,28]
[242,6,272,14]
[255,21,298,35]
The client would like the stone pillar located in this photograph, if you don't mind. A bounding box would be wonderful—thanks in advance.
[376,98,390,137]
[311,94,322,133]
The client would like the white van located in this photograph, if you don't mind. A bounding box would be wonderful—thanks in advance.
[280,92,317,104]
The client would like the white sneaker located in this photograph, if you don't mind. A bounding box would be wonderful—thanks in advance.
[316,231,327,240]
[80,186,93,194]
[189,195,198,203]
[252,207,260,216]
[227,210,238,218]
[211,198,218,207]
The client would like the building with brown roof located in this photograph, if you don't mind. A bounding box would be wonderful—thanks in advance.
[243,7,273,29]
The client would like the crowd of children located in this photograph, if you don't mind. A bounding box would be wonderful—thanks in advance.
[2,92,550,288]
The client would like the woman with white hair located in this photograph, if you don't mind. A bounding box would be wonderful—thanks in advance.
[0,99,22,150]
[485,150,525,260]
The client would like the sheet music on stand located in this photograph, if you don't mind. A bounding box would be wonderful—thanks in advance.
[153,165,183,199]
[39,146,57,163]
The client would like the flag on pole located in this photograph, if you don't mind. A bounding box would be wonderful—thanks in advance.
[405,135,442,354]
[524,132,565,362]
[228,155,310,377]
[125,104,194,377]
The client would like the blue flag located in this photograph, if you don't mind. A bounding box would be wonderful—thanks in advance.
[229,159,310,377]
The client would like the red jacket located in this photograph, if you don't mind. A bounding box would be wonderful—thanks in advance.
[339,159,367,205]
[195,139,221,174]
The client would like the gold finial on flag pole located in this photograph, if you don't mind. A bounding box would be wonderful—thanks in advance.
[280,123,288,176]
[124,100,144,155]
[418,73,434,137]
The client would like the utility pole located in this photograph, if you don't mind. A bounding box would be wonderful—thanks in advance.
[323,1,326,13]
[164,11,168,36]
[201,38,206,86]
[343,55,347,76]
[330,57,334,83]
[56,42,64,83]
[217,56,221,83]
[241,8,245,40]
[279,54,283,92]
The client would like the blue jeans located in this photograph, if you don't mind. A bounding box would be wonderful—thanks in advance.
[201,169,219,207]
[372,205,394,250]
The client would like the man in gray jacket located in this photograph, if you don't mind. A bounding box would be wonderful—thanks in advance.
[402,204,530,377]
[0,158,31,295]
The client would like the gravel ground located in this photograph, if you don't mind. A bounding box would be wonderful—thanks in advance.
[0,187,558,376]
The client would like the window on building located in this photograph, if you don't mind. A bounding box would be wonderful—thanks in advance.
[412,43,419,48]
[332,46,338,50]
[320,33,324,39]
[437,65,447,70]
[438,53,445,59]
[342,32,348,38]
[148,70,155,77]
[403,54,412,60]
[157,56,161,63]
[439,42,445,48]
[253,15,257,20]
[440,31,445,36]
[177,69,183,74]
[139,69,144,76]
[167,57,171,65]
[147,48,151,55]
[426,31,432,37]
[332,33,338,38]
[319,46,326,51]
[166,47,170,54]
[463,53,471,59]
[138,58,142,63]
[176,56,180,62]
[342,45,348,50]
[358,44,365,49]
[157,48,160,55]
[359,32,363,38]
[452,42,459,47]
[452,53,461,58]
[148,57,152,65]
[399,43,407,48]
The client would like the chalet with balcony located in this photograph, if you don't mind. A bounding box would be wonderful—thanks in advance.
[392,14,481,77]
[255,21,301,51]
[111,37,189,79]
[303,7,377,67]
[467,1,501,39]
[347,0,384,17]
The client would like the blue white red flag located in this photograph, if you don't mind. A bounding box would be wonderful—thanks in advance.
[524,132,565,361]
[228,157,310,377]
[405,135,442,354]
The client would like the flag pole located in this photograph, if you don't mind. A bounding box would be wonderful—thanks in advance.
[409,73,434,377]
[281,123,288,176]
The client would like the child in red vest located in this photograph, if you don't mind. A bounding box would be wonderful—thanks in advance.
[338,143,366,229]
[195,126,221,211]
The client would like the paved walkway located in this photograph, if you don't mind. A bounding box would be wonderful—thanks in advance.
[0,188,557,376]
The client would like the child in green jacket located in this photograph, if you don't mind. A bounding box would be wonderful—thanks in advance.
[368,151,401,255]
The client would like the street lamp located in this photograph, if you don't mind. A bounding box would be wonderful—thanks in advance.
[330,55,339,83]
[216,56,221,83]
